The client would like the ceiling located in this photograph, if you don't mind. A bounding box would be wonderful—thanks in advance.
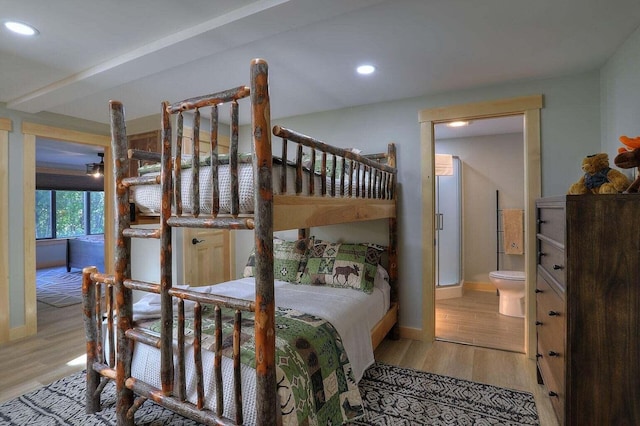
[4,0,640,168]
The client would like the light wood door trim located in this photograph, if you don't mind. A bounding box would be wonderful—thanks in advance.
[419,94,542,358]
[0,119,10,343]
[20,122,111,340]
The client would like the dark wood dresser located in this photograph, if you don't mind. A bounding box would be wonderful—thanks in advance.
[535,195,640,425]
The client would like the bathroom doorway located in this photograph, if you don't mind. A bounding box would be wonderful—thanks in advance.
[433,116,525,353]
[419,95,542,358]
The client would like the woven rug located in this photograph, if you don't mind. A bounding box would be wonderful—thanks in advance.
[0,362,539,425]
[36,267,83,307]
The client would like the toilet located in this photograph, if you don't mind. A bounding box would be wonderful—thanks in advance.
[489,270,526,318]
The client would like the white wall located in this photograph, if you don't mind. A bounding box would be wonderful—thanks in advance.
[437,133,525,284]
[601,24,640,179]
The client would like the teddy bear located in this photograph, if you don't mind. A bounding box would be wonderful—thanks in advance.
[614,135,640,193]
[567,153,630,194]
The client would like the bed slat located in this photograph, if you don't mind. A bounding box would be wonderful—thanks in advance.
[191,109,201,217]
[210,106,220,217]
[230,101,240,217]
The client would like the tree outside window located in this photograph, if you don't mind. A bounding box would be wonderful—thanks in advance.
[35,190,104,239]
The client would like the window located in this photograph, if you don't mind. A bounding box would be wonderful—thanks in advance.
[35,190,104,239]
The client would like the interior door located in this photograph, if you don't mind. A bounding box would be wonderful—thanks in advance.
[183,228,231,286]
[181,129,231,286]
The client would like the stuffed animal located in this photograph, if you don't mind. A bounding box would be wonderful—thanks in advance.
[567,153,630,194]
[614,135,640,193]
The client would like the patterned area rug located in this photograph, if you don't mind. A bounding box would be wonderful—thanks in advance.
[36,267,83,307]
[0,363,539,425]
[349,362,539,425]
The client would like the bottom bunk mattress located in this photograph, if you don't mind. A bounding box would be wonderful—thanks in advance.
[128,276,391,424]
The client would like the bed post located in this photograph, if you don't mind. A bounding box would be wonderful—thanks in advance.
[387,143,400,340]
[83,266,101,413]
[159,101,175,395]
[250,58,277,424]
[109,101,135,426]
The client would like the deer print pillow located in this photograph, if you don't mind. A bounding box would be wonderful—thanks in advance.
[298,241,384,293]
[243,237,313,283]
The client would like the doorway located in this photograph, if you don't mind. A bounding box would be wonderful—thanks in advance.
[21,123,111,338]
[419,95,542,357]
[433,116,526,353]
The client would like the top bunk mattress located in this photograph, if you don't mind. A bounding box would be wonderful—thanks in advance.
[133,161,382,215]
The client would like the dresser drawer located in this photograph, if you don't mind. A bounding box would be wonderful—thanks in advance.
[537,339,565,425]
[536,273,566,424]
[537,239,565,289]
[536,274,565,364]
[537,206,565,244]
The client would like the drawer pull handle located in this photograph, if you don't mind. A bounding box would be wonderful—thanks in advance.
[537,252,546,263]
[536,353,543,358]
[535,289,543,294]
[549,391,558,397]
[537,219,547,225]
[535,321,543,326]
[548,350,560,357]
[548,310,560,317]
[553,264,563,270]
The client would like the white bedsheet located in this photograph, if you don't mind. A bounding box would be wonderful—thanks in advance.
[127,277,389,423]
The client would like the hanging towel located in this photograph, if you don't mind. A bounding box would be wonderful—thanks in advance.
[502,209,524,255]
[435,154,454,176]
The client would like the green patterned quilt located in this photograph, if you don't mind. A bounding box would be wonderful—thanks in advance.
[148,306,364,425]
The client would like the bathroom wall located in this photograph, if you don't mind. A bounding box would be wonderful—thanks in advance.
[436,132,525,285]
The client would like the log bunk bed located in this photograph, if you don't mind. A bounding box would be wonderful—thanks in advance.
[82,58,398,425]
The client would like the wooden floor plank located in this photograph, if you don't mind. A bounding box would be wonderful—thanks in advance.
[436,289,525,352]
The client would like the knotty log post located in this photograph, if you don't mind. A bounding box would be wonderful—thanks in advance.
[192,108,200,217]
[250,58,277,424]
[109,100,135,426]
[231,100,240,217]
[159,101,174,396]
[210,106,220,217]
[387,143,400,340]
[175,113,183,215]
[82,266,101,413]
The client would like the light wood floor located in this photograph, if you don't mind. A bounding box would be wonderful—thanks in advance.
[436,288,525,353]
[0,302,557,426]
[0,302,86,403]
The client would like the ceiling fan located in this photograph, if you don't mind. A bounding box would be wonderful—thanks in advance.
[85,153,104,177]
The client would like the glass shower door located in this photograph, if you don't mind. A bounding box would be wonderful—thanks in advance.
[435,156,461,287]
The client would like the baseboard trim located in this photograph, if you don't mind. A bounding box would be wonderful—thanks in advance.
[9,325,27,341]
[464,281,496,292]
[399,326,423,341]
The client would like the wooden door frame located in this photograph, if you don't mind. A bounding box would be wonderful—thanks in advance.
[18,123,111,340]
[419,95,542,358]
[0,118,11,343]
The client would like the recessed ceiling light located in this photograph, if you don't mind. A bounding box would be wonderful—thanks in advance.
[4,21,39,36]
[446,121,470,128]
[356,64,375,75]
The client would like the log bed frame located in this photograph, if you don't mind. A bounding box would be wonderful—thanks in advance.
[82,58,398,425]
